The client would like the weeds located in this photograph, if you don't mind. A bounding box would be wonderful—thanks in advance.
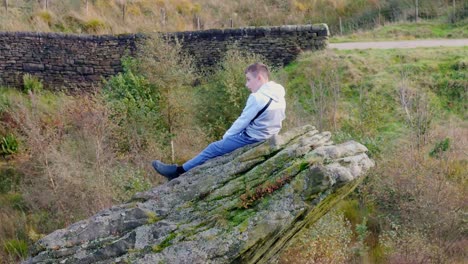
[2,1,466,35]
[279,209,353,264]
[240,174,292,209]
[429,137,450,158]
[0,133,19,157]
[0,30,466,262]
[3,239,28,260]
[362,122,467,263]
[22,74,43,94]
[82,18,106,34]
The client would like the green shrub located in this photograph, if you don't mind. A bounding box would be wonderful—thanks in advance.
[83,18,106,33]
[429,137,450,158]
[3,193,28,211]
[195,49,266,139]
[110,166,152,202]
[0,90,10,114]
[0,167,22,194]
[429,60,467,115]
[22,74,43,93]
[103,57,167,153]
[28,211,63,236]
[3,239,28,259]
[0,133,19,157]
[37,10,53,26]
[353,217,369,257]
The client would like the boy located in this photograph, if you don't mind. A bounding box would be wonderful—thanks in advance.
[152,62,286,180]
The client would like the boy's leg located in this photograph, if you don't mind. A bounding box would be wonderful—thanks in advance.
[183,132,260,171]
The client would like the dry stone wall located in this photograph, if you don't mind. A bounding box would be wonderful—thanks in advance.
[0,24,328,91]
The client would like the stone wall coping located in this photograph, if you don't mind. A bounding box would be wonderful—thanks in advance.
[0,23,329,41]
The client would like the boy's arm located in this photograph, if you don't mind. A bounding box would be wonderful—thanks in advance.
[223,95,259,139]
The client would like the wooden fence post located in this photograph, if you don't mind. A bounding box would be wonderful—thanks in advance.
[415,0,419,22]
[161,8,166,27]
[452,0,456,22]
[339,17,343,35]
[122,0,126,22]
[378,5,381,25]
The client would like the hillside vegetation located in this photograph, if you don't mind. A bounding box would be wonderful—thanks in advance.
[1,35,466,262]
[1,9,467,262]
[0,0,467,36]
[330,20,468,42]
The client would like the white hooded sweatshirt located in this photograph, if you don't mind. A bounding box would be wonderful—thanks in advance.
[223,81,286,140]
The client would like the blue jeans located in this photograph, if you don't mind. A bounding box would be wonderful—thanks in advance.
[182,131,262,171]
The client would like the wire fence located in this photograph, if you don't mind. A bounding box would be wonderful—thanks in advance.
[326,1,468,36]
[1,0,467,34]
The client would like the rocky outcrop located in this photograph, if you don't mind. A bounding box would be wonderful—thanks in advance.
[25,125,374,264]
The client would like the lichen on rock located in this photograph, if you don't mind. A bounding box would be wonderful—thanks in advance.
[25,125,374,264]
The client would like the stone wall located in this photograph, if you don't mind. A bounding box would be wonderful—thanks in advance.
[0,24,329,91]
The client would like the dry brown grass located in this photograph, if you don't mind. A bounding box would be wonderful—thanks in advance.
[2,0,444,34]
[364,117,467,263]
[1,90,162,227]
[0,208,27,263]
[279,209,354,264]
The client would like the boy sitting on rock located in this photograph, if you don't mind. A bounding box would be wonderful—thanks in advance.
[152,62,286,180]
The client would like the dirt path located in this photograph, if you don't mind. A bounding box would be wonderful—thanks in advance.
[329,39,468,50]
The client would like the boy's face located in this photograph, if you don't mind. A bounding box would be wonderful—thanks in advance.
[245,72,263,93]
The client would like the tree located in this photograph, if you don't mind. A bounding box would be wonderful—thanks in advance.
[137,35,196,162]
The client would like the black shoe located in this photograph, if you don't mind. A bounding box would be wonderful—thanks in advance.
[152,160,180,180]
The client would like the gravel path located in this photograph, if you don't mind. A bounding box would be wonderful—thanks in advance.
[329,39,468,50]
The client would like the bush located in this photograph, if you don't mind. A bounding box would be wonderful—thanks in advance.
[136,34,199,162]
[110,165,152,202]
[83,18,106,33]
[380,228,448,264]
[22,74,43,94]
[103,57,167,155]
[195,49,266,139]
[37,10,53,26]
[429,59,467,115]
[0,167,21,194]
[2,193,28,211]
[362,129,466,263]
[429,137,450,158]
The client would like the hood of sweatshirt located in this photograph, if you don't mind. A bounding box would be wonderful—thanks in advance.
[256,81,285,102]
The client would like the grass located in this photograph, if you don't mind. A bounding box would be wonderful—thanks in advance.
[1,0,466,35]
[152,232,177,253]
[0,86,158,262]
[0,28,467,262]
[281,45,467,263]
[330,19,468,43]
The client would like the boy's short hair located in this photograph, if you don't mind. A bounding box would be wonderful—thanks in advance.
[245,62,270,79]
